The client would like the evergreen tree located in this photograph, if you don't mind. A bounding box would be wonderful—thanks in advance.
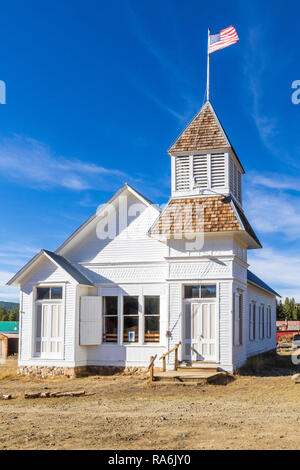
[0,308,9,321]
[282,297,293,320]
[276,299,284,320]
[8,308,19,322]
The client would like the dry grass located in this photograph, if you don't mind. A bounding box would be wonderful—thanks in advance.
[0,353,299,450]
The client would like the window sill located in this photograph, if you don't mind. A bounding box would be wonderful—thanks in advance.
[31,356,64,360]
[101,343,164,347]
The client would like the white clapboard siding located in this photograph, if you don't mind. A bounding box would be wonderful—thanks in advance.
[193,154,208,188]
[211,153,225,188]
[175,156,190,191]
[80,296,101,346]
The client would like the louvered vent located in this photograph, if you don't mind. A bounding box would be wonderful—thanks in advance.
[193,154,207,188]
[175,156,190,192]
[229,157,234,192]
[211,153,225,188]
[234,165,238,198]
[237,170,242,203]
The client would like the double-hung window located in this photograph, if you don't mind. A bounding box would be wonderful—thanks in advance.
[259,305,265,339]
[35,286,63,357]
[233,292,243,346]
[103,297,118,343]
[123,296,139,343]
[144,296,160,343]
[267,306,272,338]
[250,303,256,341]
[249,303,256,341]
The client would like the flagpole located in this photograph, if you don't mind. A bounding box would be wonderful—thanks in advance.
[207,28,210,101]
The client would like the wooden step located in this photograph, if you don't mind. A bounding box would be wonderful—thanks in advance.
[178,366,219,373]
[153,370,223,384]
[178,363,220,373]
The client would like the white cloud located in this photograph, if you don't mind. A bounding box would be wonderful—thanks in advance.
[244,174,300,239]
[248,172,300,192]
[0,271,19,302]
[0,242,38,268]
[0,135,128,191]
[243,27,280,154]
[248,247,300,301]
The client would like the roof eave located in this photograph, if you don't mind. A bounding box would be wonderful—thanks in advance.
[6,250,44,286]
[248,280,280,298]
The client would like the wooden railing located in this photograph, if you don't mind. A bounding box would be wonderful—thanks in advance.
[159,342,181,372]
[148,354,157,382]
[148,342,181,381]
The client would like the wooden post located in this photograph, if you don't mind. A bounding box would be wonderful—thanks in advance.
[150,356,154,382]
[174,344,178,371]
[162,357,166,372]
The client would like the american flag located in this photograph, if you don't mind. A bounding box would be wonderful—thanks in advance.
[208,26,239,54]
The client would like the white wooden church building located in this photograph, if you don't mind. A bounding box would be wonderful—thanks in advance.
[8,100,279,376]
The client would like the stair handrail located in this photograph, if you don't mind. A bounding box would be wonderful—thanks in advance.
[148,354,157,382]
[159,342,181,372]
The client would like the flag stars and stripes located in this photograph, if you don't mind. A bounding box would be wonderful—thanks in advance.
[208,26,239,54]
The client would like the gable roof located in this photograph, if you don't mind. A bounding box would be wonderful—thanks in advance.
[7,184,156,287]
[56,183,157,254]
[168,101,245,173]
[43,250,94,286]
[6,249,94,287]
[231,199,261,247]
[149,195,261,248]
[247,270,280,297]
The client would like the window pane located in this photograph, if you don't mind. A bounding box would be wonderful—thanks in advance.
[184,285,200,299]
[123,296,139,315]
[144,316,160,343]
[37,287,50,300]
[104,296,118,315]
[103,317,118,343]
[123,316,138,342]
[51,287,62,299]
[145,296,160,316]
[201,285,216,298]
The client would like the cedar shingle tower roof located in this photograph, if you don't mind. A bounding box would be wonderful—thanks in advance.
[168,101,244,172]
[149,196,261,248]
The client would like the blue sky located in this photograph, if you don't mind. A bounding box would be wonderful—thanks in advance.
[1,0,300,302]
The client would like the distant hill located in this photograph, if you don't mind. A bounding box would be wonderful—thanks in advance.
[0,301,19,311]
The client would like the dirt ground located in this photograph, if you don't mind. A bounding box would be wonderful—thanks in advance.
[0,353,300,450]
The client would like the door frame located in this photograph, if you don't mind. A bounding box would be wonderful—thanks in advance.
[181,282,220,363]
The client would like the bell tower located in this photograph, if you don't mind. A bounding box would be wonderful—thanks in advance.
[168,101,244,206]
